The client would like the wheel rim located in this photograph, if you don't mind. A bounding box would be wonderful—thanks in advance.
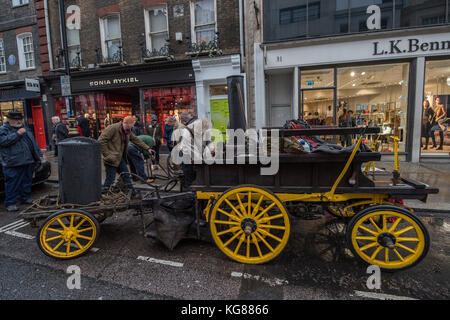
[210,187,290,264]
[351,210,426,269]
[40,212,97,259]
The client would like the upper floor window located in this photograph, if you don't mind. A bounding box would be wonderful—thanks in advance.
[100,15,122,59]
[12,0,29,7]
[145,7,169,52]
[279,2,320,25]
[16,33,35,70]
[191,0,216,43]
[0,39,6,73]
[67,28,81,66]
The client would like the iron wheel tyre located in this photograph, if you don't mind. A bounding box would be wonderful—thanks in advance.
[346,205,430,272]
[209,185,290,264]
[37,209,100,260]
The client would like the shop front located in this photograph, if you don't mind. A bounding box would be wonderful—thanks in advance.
[258,30,450,161]
[0,80,47,150]
[43,60,196,144]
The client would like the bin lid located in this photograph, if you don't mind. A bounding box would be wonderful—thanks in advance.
[58,136,100,146]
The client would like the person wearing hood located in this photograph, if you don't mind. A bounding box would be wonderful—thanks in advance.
[0,111,43,212]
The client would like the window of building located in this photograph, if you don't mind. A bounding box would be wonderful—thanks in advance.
[191,0,216,42]
[12,0,29,7]
[16,33,35,70]
[0,39,6,73]
[279,2,320,25]
[67,28,81,66]
[145,7,169,52]
[422,59,450,155]
[100,15,122,59]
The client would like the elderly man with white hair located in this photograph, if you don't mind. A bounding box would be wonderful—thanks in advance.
[51,116,69,156]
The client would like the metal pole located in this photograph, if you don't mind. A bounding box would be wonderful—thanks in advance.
[58,0,75,117]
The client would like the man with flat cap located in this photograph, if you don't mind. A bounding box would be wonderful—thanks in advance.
[0,111,43,212]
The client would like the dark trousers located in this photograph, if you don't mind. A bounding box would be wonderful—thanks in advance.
[430,125,444,148]
[127,145,148,180]
[3,164,34,207]
[181,164,196,189]
[152,141,161,165]
[103,157,136,195]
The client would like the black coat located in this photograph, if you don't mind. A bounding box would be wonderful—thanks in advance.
[54,122,69,142]
[77,116,91,137]
[0,123,42,167]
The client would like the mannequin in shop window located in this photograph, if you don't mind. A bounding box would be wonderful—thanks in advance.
[421,99,434,150]
[429,96,447,150]
[338,107,352,147]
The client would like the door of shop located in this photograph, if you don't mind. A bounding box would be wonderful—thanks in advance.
[300,88,335,126]
[32,105,47,150]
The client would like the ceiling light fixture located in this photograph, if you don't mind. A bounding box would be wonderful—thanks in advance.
[351,72,355,77]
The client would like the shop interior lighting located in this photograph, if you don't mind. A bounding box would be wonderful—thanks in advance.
[350,71,355,77]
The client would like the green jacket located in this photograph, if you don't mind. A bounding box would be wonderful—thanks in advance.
[130,135,154,159]
[98,122,150,167]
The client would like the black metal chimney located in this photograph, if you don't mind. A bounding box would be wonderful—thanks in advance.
[227,75,247,131]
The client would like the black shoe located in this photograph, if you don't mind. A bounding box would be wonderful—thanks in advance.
[21,199,33,205]
[437,146,443,150]
[6,205,19,212]
[423,146,428,150]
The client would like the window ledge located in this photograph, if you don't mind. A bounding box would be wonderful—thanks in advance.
[19,67,36,72]
[12,3,29,9]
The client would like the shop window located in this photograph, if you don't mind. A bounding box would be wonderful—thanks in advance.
[67,28,81,67]
[100,15,122,60]
[422,59,450,155]
[12,0,28,7]
[16,32,35,70]
[0,101,23,125]
[143,86,197,130]
[145,7,169,52]
[191,0,216,43]
[337,62,410,152]
[0,39,6,73]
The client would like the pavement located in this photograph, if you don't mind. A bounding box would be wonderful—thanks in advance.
[0,151,448,301]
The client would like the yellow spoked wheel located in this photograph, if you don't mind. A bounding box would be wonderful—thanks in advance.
[209,185,290,264]
[37,209,100,259]
[346,205,429,271]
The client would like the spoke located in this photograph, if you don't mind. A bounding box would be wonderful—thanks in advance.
[382,215,387,232]
[254,231,274,252]
[388,217,402,233]
[214,220,240,226]
[234,235,245,255]
[254,202,277,221]
[75,218,87,229]
[358,225,379,236]
[56,218,67,229]
[223,230,243,248]
[370,246,383,260]
[395,242,416,254]
[251,234,263,257]
[246,236,250,258]
[360,242,378,252]
[45,235,63,242]
[217,208,241,222]
[224,199,245,219]
[235,193,247,217]
[258,224,286,231]
[394,226,415,236]
[216,226,240,237]
[73,238,84,250]
[77,227,94,233]
[52,239,65,251]
[70,215,74,228]
[258,214,284,224]
[385,248,389,263]
[397,237,420,242]
[355,236,377,241]
[369,217,382,233]
[251,195,264,218]
[393,249,405,261]
[66,239,72,254]
[248,192,252,216]
[258,228,283,243]
[75,234,94,241]
[47,228,64,234]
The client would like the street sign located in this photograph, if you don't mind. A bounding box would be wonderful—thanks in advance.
[25,78,40,93]
[60,75,72,96]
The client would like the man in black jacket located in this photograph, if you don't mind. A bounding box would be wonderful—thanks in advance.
[0,111,43,212]
[77,112,91,137]
[51,116,69,156]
